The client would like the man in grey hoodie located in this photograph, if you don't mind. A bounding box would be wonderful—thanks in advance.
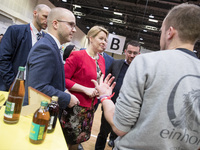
[92,3,200,150]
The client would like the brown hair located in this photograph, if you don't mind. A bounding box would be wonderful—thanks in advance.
[125,40,141,51]
[164,3,200,43]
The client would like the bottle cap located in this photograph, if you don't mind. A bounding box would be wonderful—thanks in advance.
[52,96,58,102]
[18,66,25,71]
[41,101,48,107]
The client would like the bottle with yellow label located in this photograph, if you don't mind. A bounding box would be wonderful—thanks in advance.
[29,101,50,144]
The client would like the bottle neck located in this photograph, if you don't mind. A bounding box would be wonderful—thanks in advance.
[40,106,47,111]
[16,70,25,80]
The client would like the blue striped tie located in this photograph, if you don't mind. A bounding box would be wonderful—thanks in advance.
[36,33,42,41]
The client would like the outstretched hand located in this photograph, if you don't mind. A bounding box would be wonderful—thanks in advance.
[91,73,116,97]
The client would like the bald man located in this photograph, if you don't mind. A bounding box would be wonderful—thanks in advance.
[0,4,51,91]
[24,8,79,109]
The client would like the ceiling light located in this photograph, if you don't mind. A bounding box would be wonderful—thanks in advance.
[73,11,86,16]
[77,16,81,19]
[110,18,122,24]
[73,4,81,8]
[109,22,113,25]
[86,26,90,29]
[103,7,109,10]
[149,14,154,18]
[143,29,147,32]
[145,25,158,31]
[148,19,158,23]
[62,0,67,2]
[109,18,125,24]
[114,12,122,16]
[140,38,143,41]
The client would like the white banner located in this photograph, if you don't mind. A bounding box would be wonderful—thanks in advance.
[105,33,126,55]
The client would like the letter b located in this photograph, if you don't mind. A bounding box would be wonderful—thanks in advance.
[110,38,120,50]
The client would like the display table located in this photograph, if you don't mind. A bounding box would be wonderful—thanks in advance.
[0,92,68,150]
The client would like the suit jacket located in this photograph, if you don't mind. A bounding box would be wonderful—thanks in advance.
[23,34,71,110]
[103,52,114,76]
[108,59,125,82]
[108,59,126,103]
[0,24,32,91]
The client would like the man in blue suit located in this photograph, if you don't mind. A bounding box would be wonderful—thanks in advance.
[0,4,51,91]
[24,7,80,110]
[95,40,141,150]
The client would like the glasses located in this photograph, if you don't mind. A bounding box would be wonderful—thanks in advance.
[57,20,76,29]
[126,50,139,55]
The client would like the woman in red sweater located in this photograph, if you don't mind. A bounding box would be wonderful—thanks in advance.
[61,26,108,150]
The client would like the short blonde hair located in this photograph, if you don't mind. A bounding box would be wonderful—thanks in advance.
[86,26,109,43]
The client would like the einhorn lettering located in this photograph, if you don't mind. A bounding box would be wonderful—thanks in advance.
[160,129,200,145]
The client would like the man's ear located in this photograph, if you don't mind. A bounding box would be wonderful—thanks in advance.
[124,49,127,54]
[52,20,58,30]
[33,10,37,18]
[167,26,175,40]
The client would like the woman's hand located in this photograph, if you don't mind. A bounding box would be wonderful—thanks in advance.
[91,73,116,97]
[84,87,98,98]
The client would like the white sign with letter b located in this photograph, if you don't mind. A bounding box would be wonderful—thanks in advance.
[105,34,126,55]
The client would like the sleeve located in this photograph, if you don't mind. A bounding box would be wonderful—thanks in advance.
[0,26,18,89]
[113,56,146,133]
[64,51,79,89]
[27,45,71,109]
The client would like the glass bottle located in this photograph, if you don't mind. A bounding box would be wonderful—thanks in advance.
[29,101,50,144]
[4,66,25,124]
[47,96,59,133]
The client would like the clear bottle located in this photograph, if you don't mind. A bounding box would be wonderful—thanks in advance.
[4,66,25,124]
[29,101,50,144]
[47,96,59,133]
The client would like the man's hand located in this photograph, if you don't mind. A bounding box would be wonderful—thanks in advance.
[68,94,80,108]
[91,74,116,97]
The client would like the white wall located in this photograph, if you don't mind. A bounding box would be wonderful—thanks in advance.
[71,27,87,49]
[0,0,87,48]
[0,0,38,24]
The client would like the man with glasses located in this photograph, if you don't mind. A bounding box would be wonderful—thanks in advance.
[23,8,79,110]
[95,40,141,150]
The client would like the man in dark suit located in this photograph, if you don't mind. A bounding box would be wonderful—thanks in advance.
[24,7,79,110]
[95,40,141,150]
[0,4,51,91]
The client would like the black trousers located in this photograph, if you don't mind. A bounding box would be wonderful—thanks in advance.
[95,111,117,150]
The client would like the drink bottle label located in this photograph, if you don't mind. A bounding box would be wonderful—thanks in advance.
[29,122,45,140]
[47,116,55,130]
[4,101,15,118]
